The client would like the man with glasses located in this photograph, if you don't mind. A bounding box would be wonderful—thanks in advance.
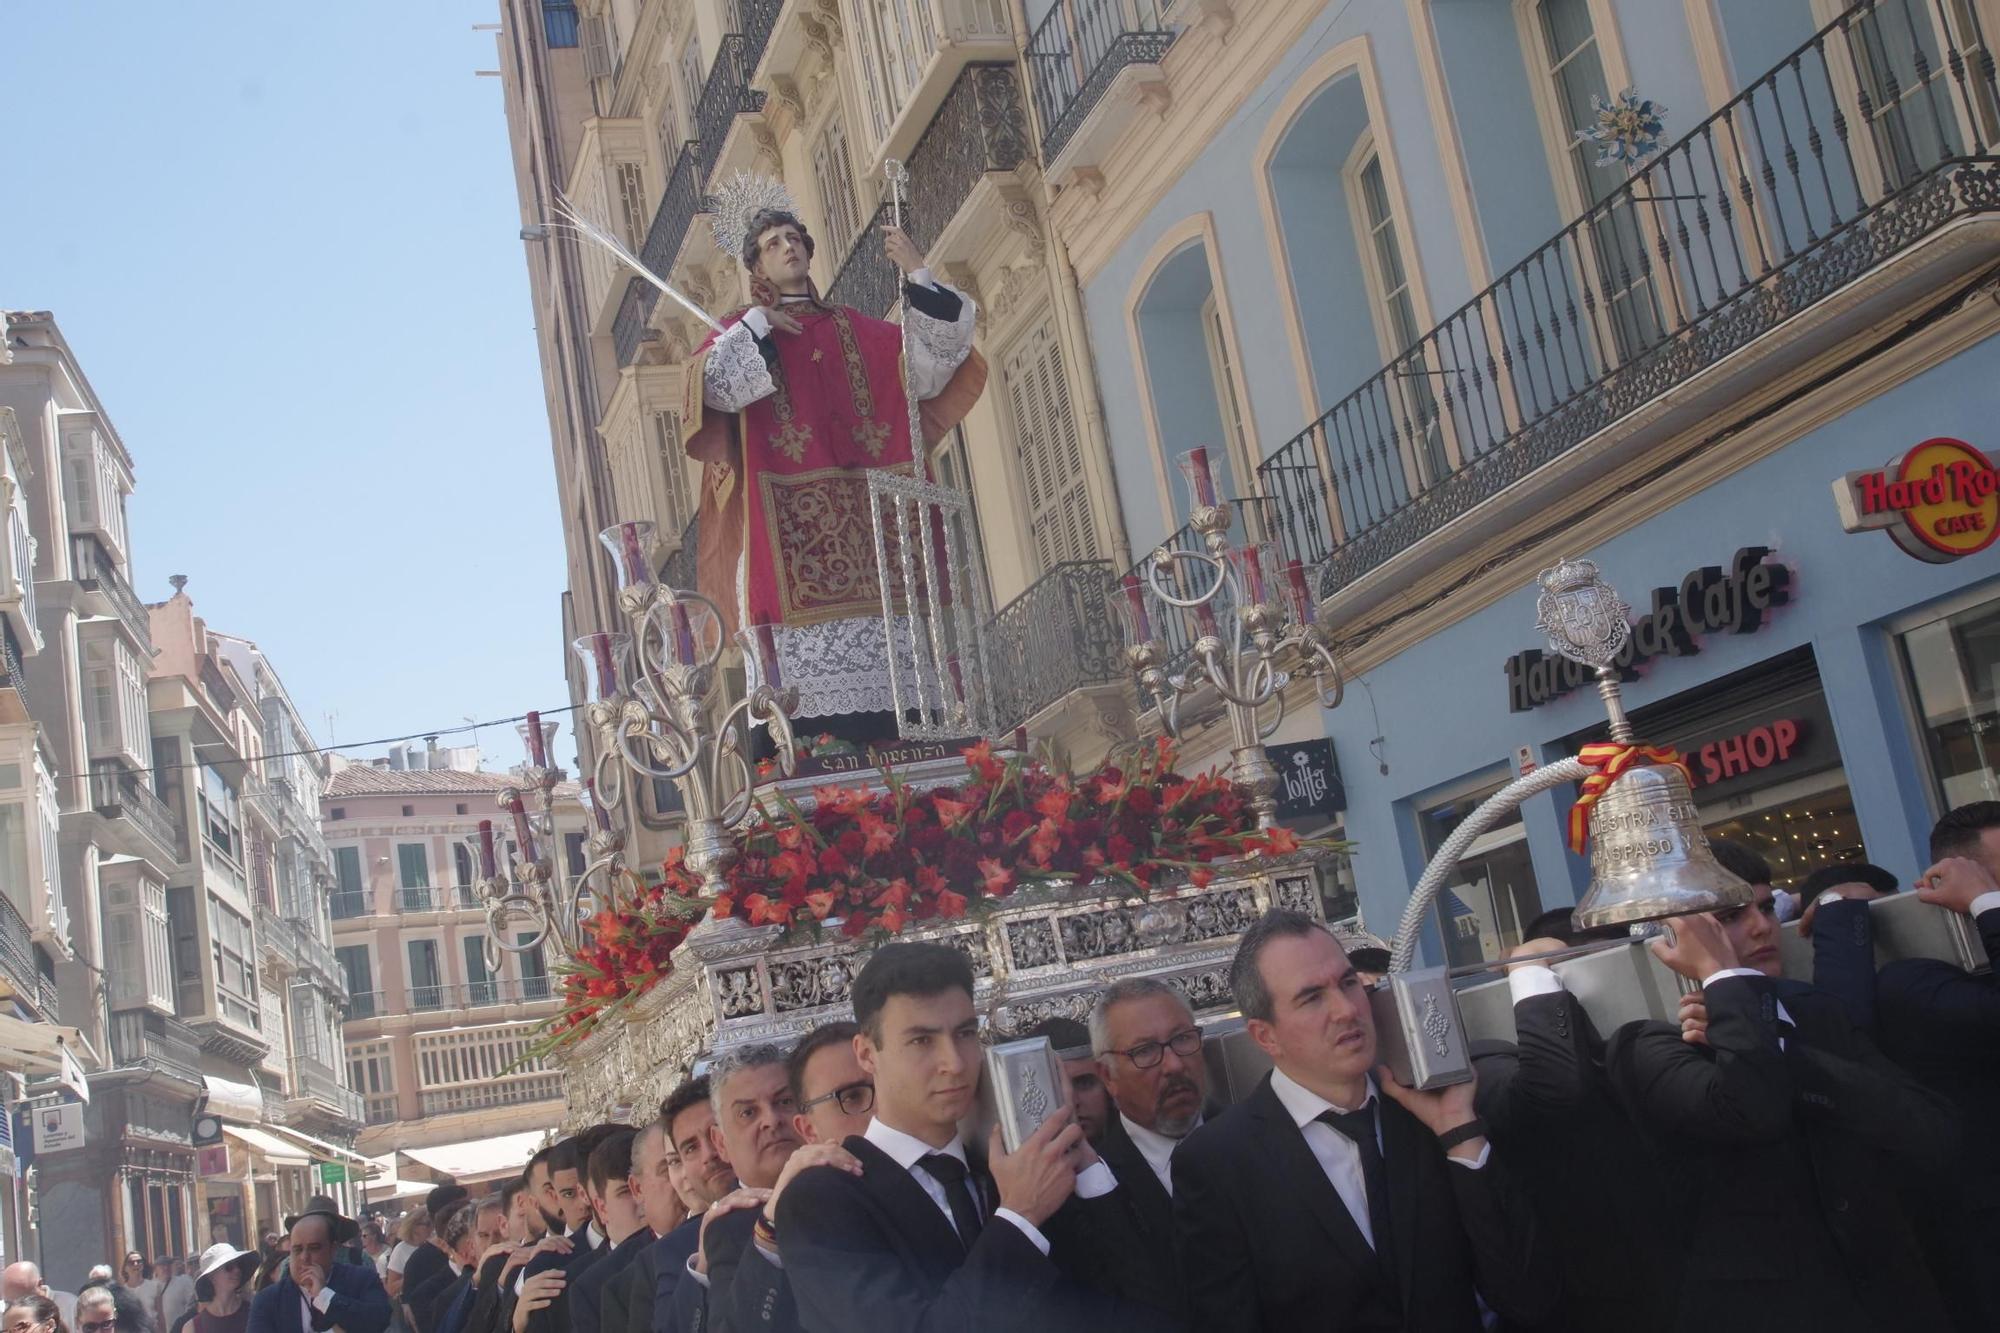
[787,1021,875,1145]
[1089,977,1214,1317]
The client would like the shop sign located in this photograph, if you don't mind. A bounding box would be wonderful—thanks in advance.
[1687,717,1804,789]
[318,1161,348,1185]
[1835,437,2000,563]
[1269,739,1345,817]
[32,1101,84,1154]
[1505,547,1792,712]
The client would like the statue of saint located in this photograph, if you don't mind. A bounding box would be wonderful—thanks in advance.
[681,179,985,741]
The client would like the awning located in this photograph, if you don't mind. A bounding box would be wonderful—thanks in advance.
[263,1124,376,1173]
[0,1015,90,1079]
[223,1124,310,1166]
[204,1075,267,1123]
[397,1129,547,1184]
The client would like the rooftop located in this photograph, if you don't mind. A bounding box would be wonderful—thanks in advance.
[325,766,581,799]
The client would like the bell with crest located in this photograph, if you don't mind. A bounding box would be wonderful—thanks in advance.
[1534,559,1752,930]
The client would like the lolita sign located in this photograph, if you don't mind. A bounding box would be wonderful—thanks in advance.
[1835,438,2000,563]
[1505,547,1792,713]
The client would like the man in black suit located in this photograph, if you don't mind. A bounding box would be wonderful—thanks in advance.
[787,1021,875,1147]
[570,1129,654,1333]
[643,1080,732,1333]
[402,1184,468,1325]
[1172,909,1554,1332]
[1087,976,1215,1314]
[775,942,1179,1333]
[1470,910,1675,1333]
[430,1198,506,1333]
[600,1121,683,1333]
[465,1181,537,1333]
[1606,886,1957,1331]
[520,1126,624,1333]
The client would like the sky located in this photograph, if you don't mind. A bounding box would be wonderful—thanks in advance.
[0,2,569,773]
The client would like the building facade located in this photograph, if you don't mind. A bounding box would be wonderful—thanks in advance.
[0,313,364,1280]
[498,1,2000,966]
[326,758,585,1160]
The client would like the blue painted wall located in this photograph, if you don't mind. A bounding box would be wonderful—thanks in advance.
[1316,338,2000,958]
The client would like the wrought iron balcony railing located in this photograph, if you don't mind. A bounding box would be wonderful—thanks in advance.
[329,890,370,921]
[694,33,766,185]
[985,560,1127,734]
[902,64,1030,252]
[0,889,58,1018]
[1258,0,2000,599]
[741,0,782,71]
[396,886,441,913]
[70,534,153,652]
[617,141,706,368]
[827,203,900,319]
[343,989,383,1021]
[90,761,185,862]
[1,619,22,696]
[1024,0,1175,161]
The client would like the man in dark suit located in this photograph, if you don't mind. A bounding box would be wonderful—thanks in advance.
[570,1129,653,1333]
[1087,976,1217,1315]
[644,1080,731,1333]
[430,1197,507,1333]
[462,1186,530,1333]
[1470,912,1676,1333]
[1173,909,1555,1332]
[401,1185,468,1327]
[1607,887,1958,1331]
[521,1126,625,1333]
[408,1201,474,1333]
[600,1120,682,1333]
[775,942,1178,1332]
[247,1202,392,1333]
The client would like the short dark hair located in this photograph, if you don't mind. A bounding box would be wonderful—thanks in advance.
[1797,861,1901,908]
[498,1176,528,1212]
[546,1136,582,1179]
[567,1123,626,1183]
[1230,909,1330,1024]
[586,1127,638,1197]
[1710,838,1772,888]
[1344,946,1392,974]
[425,1182,468,1218]
[1024,1017,1091,1057]
[1931,800,2000,862]
[851,942,975,1041]
[787,1021,860,1105]
[661,1076,713,1143]
[740,208,816,273]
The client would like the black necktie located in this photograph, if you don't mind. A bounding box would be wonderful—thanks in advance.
[1318,1104,1396,1276]
[916,1152,985,1250]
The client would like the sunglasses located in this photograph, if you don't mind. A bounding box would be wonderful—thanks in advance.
[81,1321,118,1333]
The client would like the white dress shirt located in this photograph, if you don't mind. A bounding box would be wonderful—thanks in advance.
[1268,1067,1488,1251]
[863,1116,1116,1257]
[295,1282,336,1333]
[1974,890,2000,917]
[1117,1112,1197,1197]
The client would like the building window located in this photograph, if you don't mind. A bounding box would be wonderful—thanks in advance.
[83,638,151,764]
[208,897,260,1029]
[337,945,375,1019]
[518,934,550,1000]
[678,38,705,144]
[453,844,476,903]
[197,765,242,863]
[328,807,345,821]
[927,427,992,607]
[854,0,935,143]
[401,804,415,817]
[614,161,648,251]
[407,939,444,1011]
[1902,596,2000,810]
[651,411,695,535]
[1344,142,1445,487]
[1001,318,1098,571]
[542,0,580,47]
[463,936,497,1006]
[396,843,431,909]
[331,845,365,918]
[1419,778,1546,968]
[0,802,29,914]
[811,115,864,264]
[455,803,469,816]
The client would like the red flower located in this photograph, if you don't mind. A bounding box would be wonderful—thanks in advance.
[936,889,969,919]
[932,796,975,829]
[1124,787,1158,817]
[805,890,837,920]
[857,812,897,858]
[963,739,1005,783]
[1000,809,1034,842]
[745,893,791,926]
[978,858,1012,897]
[1257,825,1301,856]
[1035,786,1074,820]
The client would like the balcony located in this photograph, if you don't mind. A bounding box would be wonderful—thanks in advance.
[2,490,39,660]
[396,885,441,913]
[694,33,766,186]
[69,533,152,653]
[363,1091,398,1125]
[616,141,705,368]
[1025,0,1174,167]
[286,1054,365,1126]
[1256,0,2000,618]
[0,890,59,1019]
[413,1020,564,1116]
[329,890,370,921]
[109,1010,205,1088]
[827,204,901,319]
[90,760,185,868]
[985,560,1126,735]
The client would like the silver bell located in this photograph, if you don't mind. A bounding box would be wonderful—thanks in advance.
[1573,760,1752,930]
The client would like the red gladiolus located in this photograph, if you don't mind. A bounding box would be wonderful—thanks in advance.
[805,890,837,920]
[1258,826,1301,855]
[963,739,1005,783]
[933,796,975,829]
[745,893,790,926]
[978,857,1011,897]
[936,888,969,918]
[1035,787,1073,820]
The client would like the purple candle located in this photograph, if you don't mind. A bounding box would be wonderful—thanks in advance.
[477,820,497,878]
[672,603,697,665]
[755,623,782,688]
[503,792,539,864]
[1121,574,1152,643]
[1188,447,1217,507]
[1285,559,1313,622]
[619,523,649,586]
[524,710,548,768]
[583,778,613,832]
[590,634,617,697]
[1239,546,1268,604]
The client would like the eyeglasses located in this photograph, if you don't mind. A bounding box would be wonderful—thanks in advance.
[81,1319,118,1333]
[800,1080,874,1116]
[1107,1027,1203,1069]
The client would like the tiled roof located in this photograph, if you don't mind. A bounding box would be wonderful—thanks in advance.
[325,766,581,798]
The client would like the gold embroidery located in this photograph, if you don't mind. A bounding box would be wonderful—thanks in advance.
[853,419,890,458]
[772,421,812,463]
[830,307,878,417]
[811,348,824,362]
[765,347,813,463]
[760,464,919,626]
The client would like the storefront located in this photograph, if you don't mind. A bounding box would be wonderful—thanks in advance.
[1313,332,2000,968]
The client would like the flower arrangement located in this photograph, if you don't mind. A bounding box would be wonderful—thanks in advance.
[536,738,1302,1051]
[1575,88,1667,168]
[755,732,864,779]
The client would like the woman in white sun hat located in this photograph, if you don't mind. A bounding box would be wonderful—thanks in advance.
[168,1245,258,1333]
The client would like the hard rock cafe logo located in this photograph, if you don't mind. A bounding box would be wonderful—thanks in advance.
[1834,438,2000,563]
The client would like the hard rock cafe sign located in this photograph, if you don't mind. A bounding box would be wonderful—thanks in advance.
[1834,437,2000,563]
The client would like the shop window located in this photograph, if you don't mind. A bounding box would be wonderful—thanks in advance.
[1418,779,1546,967]
[1902,596,2000,811]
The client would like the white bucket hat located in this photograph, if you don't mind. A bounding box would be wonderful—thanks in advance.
[196,1243,259,1282]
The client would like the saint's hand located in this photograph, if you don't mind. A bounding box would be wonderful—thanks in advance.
[882,225,924,276]
[755,305,804,336]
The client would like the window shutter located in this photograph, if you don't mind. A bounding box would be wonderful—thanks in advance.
[1003,319,1097,570]
[651,411,694,533]
[812,117,862,260]
[582,15,613,78]
[615,161,648,250]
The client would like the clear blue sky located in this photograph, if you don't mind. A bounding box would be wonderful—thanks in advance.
[0,2,571,773]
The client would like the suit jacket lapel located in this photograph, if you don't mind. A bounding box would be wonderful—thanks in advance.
[1097,1119,1172,1237]
[1245,1077,1377,1276]
[845,1135,967,1281]
[1379,1095,1426,1316]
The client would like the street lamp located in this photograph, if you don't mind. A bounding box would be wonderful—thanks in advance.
[1108,448,1345,827]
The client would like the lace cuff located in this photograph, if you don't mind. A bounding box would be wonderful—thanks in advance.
[702,321,777,411]
[904,284,977,402]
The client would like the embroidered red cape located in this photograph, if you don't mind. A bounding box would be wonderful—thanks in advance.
[680,299,986,639]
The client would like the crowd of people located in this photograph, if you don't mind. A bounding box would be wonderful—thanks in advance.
[9,800,1996,1333]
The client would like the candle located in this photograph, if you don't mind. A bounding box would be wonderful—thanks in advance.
[583,778,613,833]
[672,602,697,665]
[1285,559,1313,622]
[755,623,782,688]
[1195,600,1219,638]
[524,710,548,767]
[619,523,649,587]
[1239,546,1268,604]
[1188,447,1217,507]
[503,792,539,864]
[477,820,497,878]
[1120,574,1152,643]
[590,633,617,698]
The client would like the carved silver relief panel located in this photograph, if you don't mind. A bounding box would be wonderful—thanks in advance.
[1004,917,1060,970]
[715,966,766,1019]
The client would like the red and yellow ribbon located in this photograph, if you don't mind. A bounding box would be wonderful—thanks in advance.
[1567,742,1693,854]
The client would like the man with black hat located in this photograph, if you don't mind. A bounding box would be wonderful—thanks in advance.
[247,1198,391,1333]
